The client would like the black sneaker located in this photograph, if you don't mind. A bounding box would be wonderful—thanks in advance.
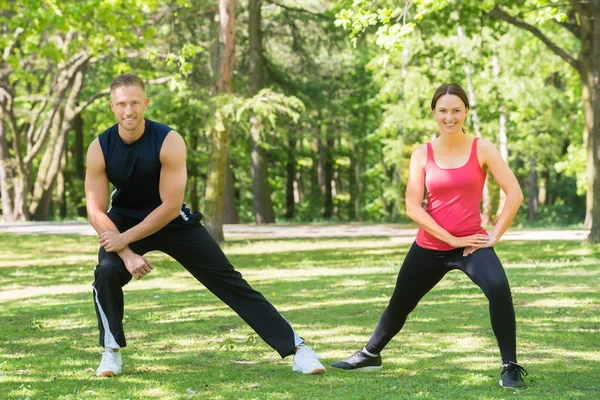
[499,361,527,388]
[330,350,382,371]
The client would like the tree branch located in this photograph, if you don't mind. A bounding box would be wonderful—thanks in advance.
[264,0,334,20]
[24,53,91,164]
[2,27,24,62]
[74,75,174,115]
[490,7,581,74]
[568,0,589,17]
[553,19,581,39]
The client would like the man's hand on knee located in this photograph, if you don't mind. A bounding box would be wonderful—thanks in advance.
[123,254,154,280]
[99,231,130,252]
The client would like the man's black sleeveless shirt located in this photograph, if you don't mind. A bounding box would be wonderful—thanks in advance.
[98,119,192,224]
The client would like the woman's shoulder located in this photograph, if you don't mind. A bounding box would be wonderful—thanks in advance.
[475,138,502,165]
[411,143,428,158]
[476,137,496,149]
[409,143,429,171]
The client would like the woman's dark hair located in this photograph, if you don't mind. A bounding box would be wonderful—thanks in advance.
[430,83,469,111]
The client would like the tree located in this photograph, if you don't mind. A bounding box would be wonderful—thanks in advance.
[248,0,276,224]
[0,0,159,221]
[204,0,236,242]
[488,2,600,240]
[335,0,600,238]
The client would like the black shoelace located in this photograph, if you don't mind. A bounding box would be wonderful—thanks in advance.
[349,350,370,362]
[504,362,528,380]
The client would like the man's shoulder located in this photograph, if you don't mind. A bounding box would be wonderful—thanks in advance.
[98,123,118,140]
[147,119,173,135]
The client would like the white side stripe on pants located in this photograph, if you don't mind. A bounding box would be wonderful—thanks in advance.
[93,285,120,349]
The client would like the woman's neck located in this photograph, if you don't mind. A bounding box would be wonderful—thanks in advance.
[436,132,469,148]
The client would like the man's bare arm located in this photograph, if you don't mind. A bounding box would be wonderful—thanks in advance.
[98,131,187,252]
[85,139,152,279]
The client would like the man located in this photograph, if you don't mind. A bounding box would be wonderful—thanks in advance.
[85,73,324,377]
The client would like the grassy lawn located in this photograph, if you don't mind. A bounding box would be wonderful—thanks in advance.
[0,233,598,399]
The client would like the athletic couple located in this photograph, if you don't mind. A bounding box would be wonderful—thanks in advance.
[85,75,526,388]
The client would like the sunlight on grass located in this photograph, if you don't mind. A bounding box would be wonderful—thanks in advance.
[223,237,407,255]
[0,255,97,268]
[515,285,595,294]
[544,348,600,361]
[525,298,594,308]
[443,336,492,353]
[0,278,207,302]
[1,235,599,399]
[277,297,386,312]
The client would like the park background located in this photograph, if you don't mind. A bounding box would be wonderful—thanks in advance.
[1,1,599,399]
[2,0,600,241]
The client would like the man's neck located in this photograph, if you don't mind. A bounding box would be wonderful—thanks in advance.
[118,119,146,144]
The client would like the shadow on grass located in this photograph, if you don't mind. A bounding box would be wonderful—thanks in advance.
[0,235,599,399]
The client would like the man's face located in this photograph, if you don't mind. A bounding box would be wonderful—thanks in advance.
[109,85,148,132]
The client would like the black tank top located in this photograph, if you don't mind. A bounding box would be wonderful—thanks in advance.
[98,119,192,224]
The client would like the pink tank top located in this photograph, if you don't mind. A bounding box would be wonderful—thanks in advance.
[415,137,487,250]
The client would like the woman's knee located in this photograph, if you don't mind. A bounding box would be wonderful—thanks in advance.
[486,277,510,300]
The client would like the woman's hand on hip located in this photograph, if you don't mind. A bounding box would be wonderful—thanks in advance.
[462,234,498,256]
[447,233,489,249]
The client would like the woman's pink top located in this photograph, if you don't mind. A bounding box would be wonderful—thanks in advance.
[415,137,487,250]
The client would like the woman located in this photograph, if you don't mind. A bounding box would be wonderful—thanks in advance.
[331,83,527,388]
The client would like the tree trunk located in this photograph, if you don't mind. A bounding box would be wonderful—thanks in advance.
[354,144,362,221]
[204,112,230,241]
[528,157,538,223]
[0,65,29,221]
[458,25,493,225]
[0,119,16,221]
[490,3,599,239]
[250,116,275,223]
[190,175,199,215]
[30,111,65,220]
[309,134,320,215]
[285,135,297,220]
[73,110,87,217]
[223,162,239,224]
[204,0,235,242]
[322,125,333,219]
[30,59,88,220]
[348,138,357,221]
[56,144,67,219]
[318,130,326,192]
[587,1,600,241]
[248,0,275,224]
[538,169,548,206]
[496,105,509,219]
[583,73,594,230]
[188,133,199,213]
[490,52,509,221]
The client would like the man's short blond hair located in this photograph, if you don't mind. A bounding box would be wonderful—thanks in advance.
[110,73,145,95]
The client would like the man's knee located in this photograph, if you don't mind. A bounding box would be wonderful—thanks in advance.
[94,257,126,283]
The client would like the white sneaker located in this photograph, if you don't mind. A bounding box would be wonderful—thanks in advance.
[292,345,325,374]
[96,348,122,377]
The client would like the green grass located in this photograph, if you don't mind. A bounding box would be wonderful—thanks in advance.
[0,233,598,399]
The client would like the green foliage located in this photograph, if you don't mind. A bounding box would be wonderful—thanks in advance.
[236,89,305,134]
[555,144,587,196]
[0,0,588,226]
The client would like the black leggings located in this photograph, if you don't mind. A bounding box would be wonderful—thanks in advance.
[365,242,517,364]
[92,211,299,358]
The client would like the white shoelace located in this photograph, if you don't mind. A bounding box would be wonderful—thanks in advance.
[297,345,321,360]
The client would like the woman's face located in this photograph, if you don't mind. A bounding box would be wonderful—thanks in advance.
[433,94,468,135]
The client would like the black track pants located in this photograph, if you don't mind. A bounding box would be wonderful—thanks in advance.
[92,212,300,358]
[365,242,517,364]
